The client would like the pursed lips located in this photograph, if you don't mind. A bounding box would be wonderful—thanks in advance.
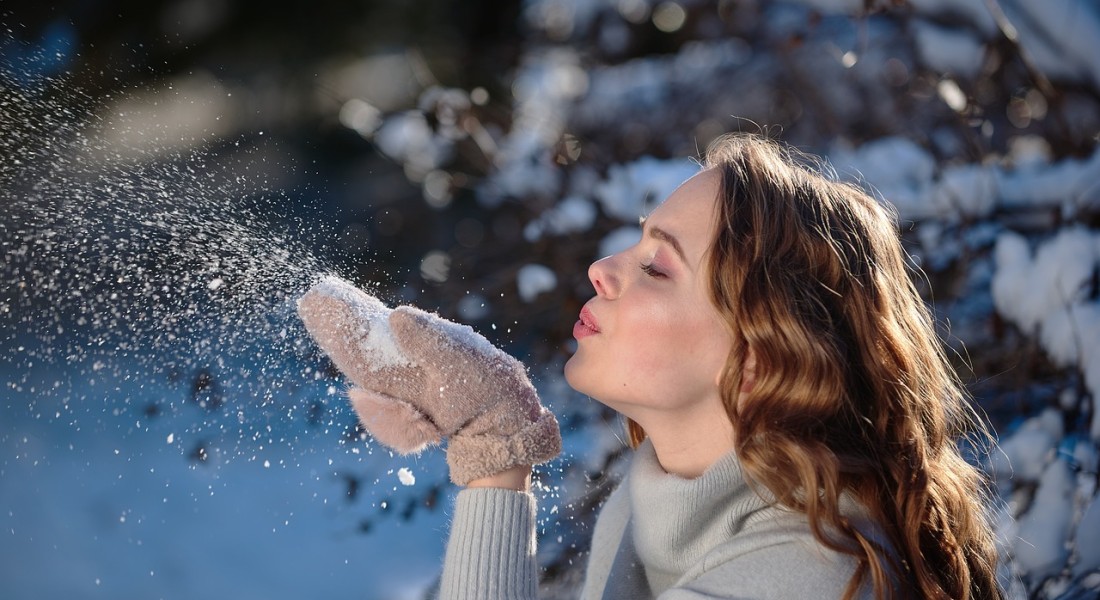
[579,306,600,332]
[573,305,601,340]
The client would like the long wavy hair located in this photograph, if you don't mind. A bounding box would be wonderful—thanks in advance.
[626,134,1003,599]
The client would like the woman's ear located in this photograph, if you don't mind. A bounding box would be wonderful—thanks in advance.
[740,347,757,395]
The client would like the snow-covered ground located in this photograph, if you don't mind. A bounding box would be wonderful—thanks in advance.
[0,323,610,599]
[0,339,455,600]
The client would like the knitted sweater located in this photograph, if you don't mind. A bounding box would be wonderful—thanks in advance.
[440,440,882,599]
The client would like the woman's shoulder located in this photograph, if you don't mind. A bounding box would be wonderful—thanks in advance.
[668,500,886,599]
[670,514,870,598]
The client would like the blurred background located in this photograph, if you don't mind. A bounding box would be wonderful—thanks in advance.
[1,0,1099,598]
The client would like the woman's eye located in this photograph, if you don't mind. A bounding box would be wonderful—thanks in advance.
[640,263,666,278]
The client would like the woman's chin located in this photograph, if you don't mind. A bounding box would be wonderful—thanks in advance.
[563,356,601,399]
[563,355,583,391]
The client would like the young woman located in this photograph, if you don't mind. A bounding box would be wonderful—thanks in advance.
[298,133,1005,599]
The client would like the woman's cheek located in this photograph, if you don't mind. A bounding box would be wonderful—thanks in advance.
[629,305,684,367]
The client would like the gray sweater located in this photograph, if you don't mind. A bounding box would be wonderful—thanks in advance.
[440,440,881,599]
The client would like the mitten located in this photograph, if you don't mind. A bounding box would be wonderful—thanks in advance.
[297,276,561,485]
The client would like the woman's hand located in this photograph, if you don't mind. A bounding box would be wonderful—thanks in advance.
[297,276,561,486]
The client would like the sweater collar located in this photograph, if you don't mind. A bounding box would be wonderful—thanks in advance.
[627,439,773,591]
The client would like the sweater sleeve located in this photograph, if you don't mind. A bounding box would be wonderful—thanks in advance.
[439,487,540,599]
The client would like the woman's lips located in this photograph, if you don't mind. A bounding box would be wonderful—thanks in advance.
[573,306,600,340]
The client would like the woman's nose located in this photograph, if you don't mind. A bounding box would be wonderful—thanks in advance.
[588,256,619,299]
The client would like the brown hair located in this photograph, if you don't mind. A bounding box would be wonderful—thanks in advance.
[627,134,1003,599]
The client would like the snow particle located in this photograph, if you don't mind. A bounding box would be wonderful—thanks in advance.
[397,467,416,486]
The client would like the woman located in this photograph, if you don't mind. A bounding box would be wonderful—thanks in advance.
[297,133,1005,599]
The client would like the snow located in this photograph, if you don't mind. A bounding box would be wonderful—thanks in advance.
[355,317,410,371]
[991,410,1060,483]
[995,147,1100,210]
[523,0,605,38]
[1014,459,1075,585]
[834,140,1100,225]
[803,0,1100,92]
[991,228,1100,411]
[1039,303,1100,367]
[480,129,562,206]
[372,111,453,178]
[429,309,505,359]
[517,264,558,303]
[1075,494,1100,577]
[598,226,642,260]
[304,276,413,371]
[476,49,586,206]
[830,137,937,220]
[524,195,597,241]
[6,0,1100,596]
[0,352,451,600]
[932,164,999,220]
[1001,0,1100,92]
[1073,440,1099,478]
[573,39,753,130]
[985,227,1095,332]
[593,156,699,222]
[911,19,986,79]
[903,0,999,36]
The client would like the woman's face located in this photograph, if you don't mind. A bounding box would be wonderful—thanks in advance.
[565,168,733,424]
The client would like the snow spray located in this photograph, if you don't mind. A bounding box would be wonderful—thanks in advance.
[0,44,359,460]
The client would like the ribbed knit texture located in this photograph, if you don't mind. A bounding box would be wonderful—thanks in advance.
[440,487,538,599]
[441,440,883,599]
[580,439,878,599]
[628,440,774,594]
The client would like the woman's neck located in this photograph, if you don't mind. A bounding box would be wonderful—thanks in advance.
[636,408,735,479]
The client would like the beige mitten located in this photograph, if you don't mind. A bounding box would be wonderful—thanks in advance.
[297,276,561,485]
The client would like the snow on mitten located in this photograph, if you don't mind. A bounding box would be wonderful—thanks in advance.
[297,276,561,485]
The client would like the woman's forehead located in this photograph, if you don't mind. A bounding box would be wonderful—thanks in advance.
[647,169,721,258]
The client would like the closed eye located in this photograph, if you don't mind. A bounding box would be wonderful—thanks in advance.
[640,263,666,278]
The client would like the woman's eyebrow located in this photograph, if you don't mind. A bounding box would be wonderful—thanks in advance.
[639,217,687,264]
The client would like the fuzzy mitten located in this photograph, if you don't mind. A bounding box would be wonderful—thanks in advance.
[297,276,561,485]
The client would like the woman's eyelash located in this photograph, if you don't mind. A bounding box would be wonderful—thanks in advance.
[640,263,666,278]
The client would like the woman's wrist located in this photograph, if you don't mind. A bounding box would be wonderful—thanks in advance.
[464,464,532,492]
